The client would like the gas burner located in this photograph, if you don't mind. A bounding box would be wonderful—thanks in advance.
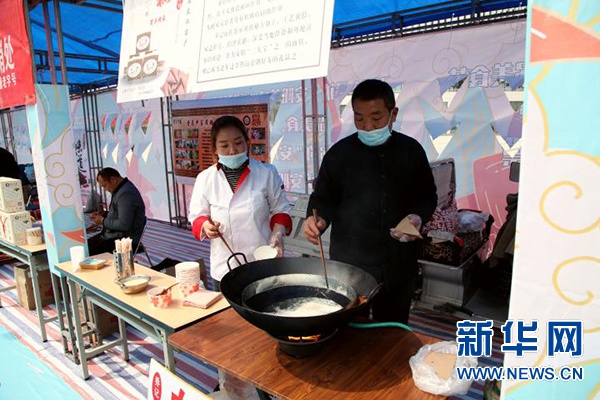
[270,330,338,358]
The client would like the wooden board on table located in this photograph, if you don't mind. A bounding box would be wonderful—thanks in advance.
[80,258,109,270]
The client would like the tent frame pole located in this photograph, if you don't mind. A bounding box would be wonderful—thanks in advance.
[53,0,68,84]
[160,96,182,227]
[41,0,57,84]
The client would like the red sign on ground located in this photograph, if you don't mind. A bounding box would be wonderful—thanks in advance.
[0,0,36,109]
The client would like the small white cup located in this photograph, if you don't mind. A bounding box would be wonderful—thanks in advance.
[70,246,86,272]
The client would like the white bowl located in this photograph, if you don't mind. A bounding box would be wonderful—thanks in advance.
[253,245,278,260]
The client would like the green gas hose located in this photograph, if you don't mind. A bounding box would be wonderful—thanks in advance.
[347,321,413,332]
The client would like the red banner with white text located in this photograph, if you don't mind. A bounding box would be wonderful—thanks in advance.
[0,0,36,109]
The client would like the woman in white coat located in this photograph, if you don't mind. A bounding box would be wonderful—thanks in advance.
[188,116,292,290]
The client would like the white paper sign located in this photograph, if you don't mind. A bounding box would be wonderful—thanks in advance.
[118,0,334,103]
[147,359,212,400]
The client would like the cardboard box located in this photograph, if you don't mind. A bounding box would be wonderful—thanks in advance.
[15,265,55,310]
[91,305,119,338]
[73,284,119,339]
[0,177,25,213]
[0,210,33,245]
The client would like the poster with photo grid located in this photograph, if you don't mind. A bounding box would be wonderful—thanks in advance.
[171,103,269,177]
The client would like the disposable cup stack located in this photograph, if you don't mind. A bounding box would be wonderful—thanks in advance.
[70,245,85,272]
[175,261,203,298]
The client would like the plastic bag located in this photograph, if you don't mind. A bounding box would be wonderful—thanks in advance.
[458,210,490,233]
[215,369,260,400]
[409,341,478,396]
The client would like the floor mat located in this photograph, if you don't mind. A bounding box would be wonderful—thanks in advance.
[1,219,504,399]
[0,258,218,400]
[0,324,80,399]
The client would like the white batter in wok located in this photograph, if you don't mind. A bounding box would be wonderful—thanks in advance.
[267,297,343,317]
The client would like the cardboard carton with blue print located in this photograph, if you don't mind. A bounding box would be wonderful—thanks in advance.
[0,177,25,213]
[0,210,32,246]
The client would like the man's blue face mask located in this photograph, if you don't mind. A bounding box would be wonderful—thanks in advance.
[357,116,392,146]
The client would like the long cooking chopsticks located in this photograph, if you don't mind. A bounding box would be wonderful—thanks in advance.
[312,209,330,289]
[207,217,243,266]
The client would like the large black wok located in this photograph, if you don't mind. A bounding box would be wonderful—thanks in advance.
[220,254,381,337]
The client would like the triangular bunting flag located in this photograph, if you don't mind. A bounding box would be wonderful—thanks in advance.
[141,112,152,135]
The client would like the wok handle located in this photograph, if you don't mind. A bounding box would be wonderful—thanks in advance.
[367,282,384,301]
[226,252,248,271]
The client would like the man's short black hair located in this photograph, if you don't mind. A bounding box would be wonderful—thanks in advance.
[97,167,121,180]
[351,79,396,111]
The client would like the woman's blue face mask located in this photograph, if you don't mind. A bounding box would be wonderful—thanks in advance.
[218,151,248,169]
[357,116,392,146]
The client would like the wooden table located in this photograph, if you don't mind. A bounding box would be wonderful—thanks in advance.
[170,308,445,400]
[54,253,230,379]
[0,239,60,342]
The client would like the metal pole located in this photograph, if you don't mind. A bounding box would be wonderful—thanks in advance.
[82,91,96,193]
[311,78,320,183]
[301,80,309,194]
[82,91,92,177]
[160,97,172,224]
[91,92,105,205]
[160,97,180,226]
[7,112,16,159]
[41,0,57,84]
[322,77,328,154]
[0,113,7,149]
[81,89,103,203]
[23,0,38,82]
[53,0,68,84]
[0,112,16,157]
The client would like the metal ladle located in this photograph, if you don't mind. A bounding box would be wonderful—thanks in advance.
[312,209,363,310]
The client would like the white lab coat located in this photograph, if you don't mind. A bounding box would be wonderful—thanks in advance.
[188,158,292,281]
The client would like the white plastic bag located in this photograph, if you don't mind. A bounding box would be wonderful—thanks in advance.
[215,369,260,400]
[458,210,490,233]
[409,341,478,396]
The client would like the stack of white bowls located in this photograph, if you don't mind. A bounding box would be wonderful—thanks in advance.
[175,261,202,297]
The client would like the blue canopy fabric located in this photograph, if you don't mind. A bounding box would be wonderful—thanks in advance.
[27,0,525,87]
[29,2,121,85]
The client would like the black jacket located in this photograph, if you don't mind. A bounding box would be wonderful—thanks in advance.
[307,131,437,287]
[0,147,21,180]
[103,178,146,246]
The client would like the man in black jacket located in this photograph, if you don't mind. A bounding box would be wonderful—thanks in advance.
[303,79,437,323]
[88,167,146,255]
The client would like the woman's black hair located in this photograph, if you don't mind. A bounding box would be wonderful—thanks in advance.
[210,116,249,155]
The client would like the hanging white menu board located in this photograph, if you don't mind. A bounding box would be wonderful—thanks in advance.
[117,0,334,103]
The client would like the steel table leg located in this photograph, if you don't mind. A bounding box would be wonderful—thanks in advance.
[29,255,48,342]
[67,279,90,379]
[57,274,80,363]
[160,330,176,371]
[119,318,129,361]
